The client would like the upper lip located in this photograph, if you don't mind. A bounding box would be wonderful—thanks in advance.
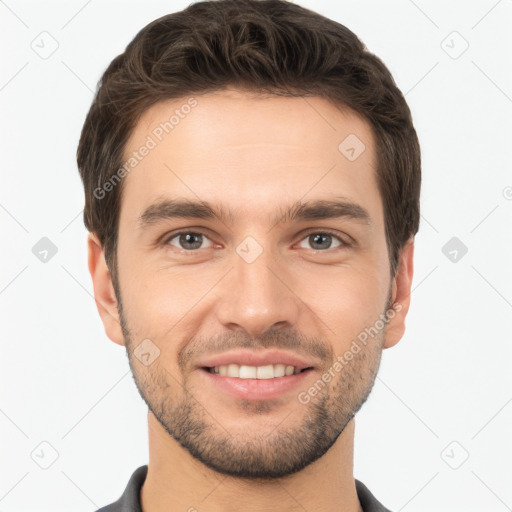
[196,349,316,371]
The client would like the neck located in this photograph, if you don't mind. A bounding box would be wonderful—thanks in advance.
[140,411,363,512]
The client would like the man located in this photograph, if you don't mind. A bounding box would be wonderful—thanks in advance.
[78,0,420,510]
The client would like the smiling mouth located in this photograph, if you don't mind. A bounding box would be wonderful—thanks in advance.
[202,364,313,379]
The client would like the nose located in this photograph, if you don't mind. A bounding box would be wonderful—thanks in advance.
[214,243,301,338]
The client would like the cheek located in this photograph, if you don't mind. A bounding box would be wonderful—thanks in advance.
[120,262,218,346]
[305,265,389,345]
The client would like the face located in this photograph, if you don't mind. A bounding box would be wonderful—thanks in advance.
[89,88,413,479]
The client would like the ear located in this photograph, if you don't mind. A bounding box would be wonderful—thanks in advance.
[87,232,125,346]
[383,238,415,349]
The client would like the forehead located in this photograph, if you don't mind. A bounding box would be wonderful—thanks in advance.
[118,88,382,228]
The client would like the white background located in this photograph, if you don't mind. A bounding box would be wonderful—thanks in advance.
[1,0,511,510]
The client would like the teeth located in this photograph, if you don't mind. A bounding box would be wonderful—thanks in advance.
[210,363,303,379]
[256,365,274,379]
[273,364,286,377]
[227,364,239,378]
[239,365,257,378]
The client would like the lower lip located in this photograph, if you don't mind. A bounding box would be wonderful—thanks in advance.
[199,368,314,401]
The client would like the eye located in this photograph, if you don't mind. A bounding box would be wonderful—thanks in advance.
[163,229,350,253]
[297,230,347,251]
[165,231,214,251]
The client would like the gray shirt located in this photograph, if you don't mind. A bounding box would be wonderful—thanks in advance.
[95,465,392,511]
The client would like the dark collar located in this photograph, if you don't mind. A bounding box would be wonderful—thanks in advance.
[95,465,392,512]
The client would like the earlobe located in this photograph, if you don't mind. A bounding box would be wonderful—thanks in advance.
[87,233,125,346]
[383,239,415,349]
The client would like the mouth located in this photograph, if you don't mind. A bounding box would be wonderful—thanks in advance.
[198,364,315,401]
[195,349,318,401]
[202,363,313,378]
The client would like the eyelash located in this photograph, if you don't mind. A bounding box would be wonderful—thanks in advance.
[161,228,352,253]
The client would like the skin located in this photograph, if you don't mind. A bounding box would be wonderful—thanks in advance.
[88,88,414,512]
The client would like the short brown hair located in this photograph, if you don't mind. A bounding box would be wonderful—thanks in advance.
[77,0,421,292]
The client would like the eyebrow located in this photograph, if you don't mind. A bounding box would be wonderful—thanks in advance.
[137,197,372,230]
